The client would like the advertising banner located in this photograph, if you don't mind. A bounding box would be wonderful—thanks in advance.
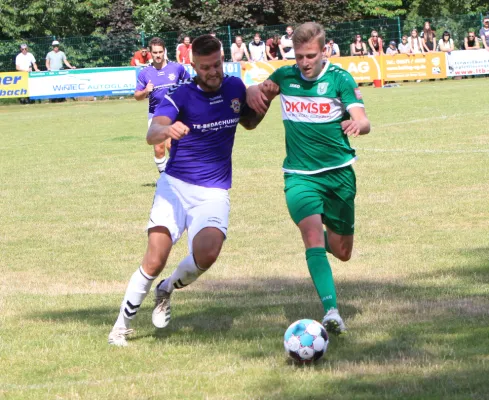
[381,53,447,81]
[28,67,137,99]
[0,72,29,98]
[446,50,489,76]
[330,56,382,83]
[184,62,241,78]
[241,60,296,86]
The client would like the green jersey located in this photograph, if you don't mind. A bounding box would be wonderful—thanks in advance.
[269,61,364,174]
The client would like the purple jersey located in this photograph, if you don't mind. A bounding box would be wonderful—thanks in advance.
[153,76,247,189]
[136,63,190,114]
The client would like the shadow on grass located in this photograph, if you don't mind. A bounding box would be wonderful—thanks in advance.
[26,247,489,399]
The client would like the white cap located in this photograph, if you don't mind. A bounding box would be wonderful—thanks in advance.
[52,40,60,46]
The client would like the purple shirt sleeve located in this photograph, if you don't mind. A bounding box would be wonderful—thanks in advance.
[153,85,184,122]
[136,68,147,91]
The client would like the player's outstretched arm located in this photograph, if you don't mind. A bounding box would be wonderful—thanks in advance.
[341,107,370,137]
[239,106,265,130]
[147,116,189,145]
[246,79,279,115]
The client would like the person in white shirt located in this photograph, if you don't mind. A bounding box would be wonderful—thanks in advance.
[279,26,295,59]
[15,44,40,72]
[398,35,411,54]
[408,29,424,54]
[249,33,266,62]
[438,31,454,53]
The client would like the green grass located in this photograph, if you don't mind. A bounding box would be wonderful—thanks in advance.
[1,79,489,399]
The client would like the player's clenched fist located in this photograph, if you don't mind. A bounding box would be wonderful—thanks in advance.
[167,121,190,140]
[145,80,154,94]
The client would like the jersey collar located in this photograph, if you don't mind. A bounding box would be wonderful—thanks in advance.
[300,60,330,82]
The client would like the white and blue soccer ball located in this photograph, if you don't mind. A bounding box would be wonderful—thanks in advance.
[284,319,329,362]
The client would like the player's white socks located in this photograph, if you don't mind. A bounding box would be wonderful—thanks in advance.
[114,266,157,329]
[158,254,206,294]
[154,156,168,173]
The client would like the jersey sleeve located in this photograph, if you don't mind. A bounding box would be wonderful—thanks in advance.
[153,84,185,122]
[337,70,364,111]
[268,66,285,86]
[136,69,147,91]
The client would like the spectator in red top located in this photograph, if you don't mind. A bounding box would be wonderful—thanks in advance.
[266,35,281,60]
[130,46,152,66]
[176,36,192,64]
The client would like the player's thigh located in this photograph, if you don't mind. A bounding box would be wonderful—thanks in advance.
[297,214,325,249]
[147,174,187,245]
[186,192,230,256]
[284,173,324,226]
[322,166,356,237]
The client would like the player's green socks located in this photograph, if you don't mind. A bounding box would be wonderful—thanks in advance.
[305,247,337,313]
[323,230,332,254]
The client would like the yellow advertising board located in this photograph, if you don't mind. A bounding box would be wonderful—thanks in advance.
[381,52,447,81]
[0,72,29,98]
[241,60,296,86]
[330,56,382,83]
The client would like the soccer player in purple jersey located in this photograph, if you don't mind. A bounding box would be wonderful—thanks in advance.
[109,34,264,346]
[134,37,190,173]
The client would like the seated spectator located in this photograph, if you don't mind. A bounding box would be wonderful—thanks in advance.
[398,35,411,54]
[350,34,367,56]
[479,16,489,51]
[464,31,480,50]
[130,46,152,66]
[176,36,192,64]
[231,36,250,62]
[266,35,281,60]
[386,40,399,55]
[324,38,340,58]
[249,33,266,62]
[421,21,436,52]
[408,29,424,54]
[368,30,384,55]
[46,40,75,71]
[438,31,454,53]
[279,26,295,59]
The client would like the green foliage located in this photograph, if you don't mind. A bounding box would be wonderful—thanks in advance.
[349,0,406,18]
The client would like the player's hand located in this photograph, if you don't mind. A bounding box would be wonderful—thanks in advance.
[262,80,280,100]
[246,85,268,115]
[341,120,362,137]
[146,80,154,94]
[167,121,190,140]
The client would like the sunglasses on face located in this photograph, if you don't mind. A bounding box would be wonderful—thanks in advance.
[372,35,378,37]
[468,35,475,38]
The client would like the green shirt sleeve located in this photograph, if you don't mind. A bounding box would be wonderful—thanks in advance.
[337,71,364,109]
[268,66,285,86]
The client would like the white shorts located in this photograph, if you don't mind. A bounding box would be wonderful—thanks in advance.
[147,173,230,252]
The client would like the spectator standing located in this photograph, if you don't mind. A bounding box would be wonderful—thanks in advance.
[210,31,225,59]
[421,21,436,52]
[279,26,295,59]
[408,29,425,54]
[46,40,75,71]
[438,31,454,53]
[231,36,250,62]
[176,36,192,64]
[266,35,281,60]
[130,46,152,66]
[464,31,480,50]
[386,40,399,55]
[249,33,266,62]
[325,39,340,58]
[479,16,489,51]
[398,35,411,54]
[350,34,367,56]
[367,30,384,55]
[15,44,40,72]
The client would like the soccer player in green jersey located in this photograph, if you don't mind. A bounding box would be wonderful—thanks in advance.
[247,22,370,335]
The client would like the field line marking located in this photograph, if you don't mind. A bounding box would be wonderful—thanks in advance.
[373,110,489,128]
[355,147,489,154]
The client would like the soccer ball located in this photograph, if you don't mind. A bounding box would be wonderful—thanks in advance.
[284,319,329,363]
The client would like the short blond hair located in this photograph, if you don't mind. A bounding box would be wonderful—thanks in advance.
[292,22,325,49]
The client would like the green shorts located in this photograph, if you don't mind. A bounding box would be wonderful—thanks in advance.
[284,166,356,235]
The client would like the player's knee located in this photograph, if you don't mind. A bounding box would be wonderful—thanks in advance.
[335,248,352,262]
[194,247,220,269]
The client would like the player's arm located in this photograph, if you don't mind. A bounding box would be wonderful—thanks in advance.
[239,104,265,130]
[134,79,153,101]
[32,61,40,72]
[246,79,280,115]
[45,57,51,71]
[342,107,370,137]
[147,116,189,145]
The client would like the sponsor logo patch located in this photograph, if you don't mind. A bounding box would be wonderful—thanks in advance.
[230,98,241,113]
[285,101,331,114]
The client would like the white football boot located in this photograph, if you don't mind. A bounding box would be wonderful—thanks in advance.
[108,327,134,347]
[152,282,172,328]
[322,308,347,335]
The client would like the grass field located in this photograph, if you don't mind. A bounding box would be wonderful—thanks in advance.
[1,79,489,400]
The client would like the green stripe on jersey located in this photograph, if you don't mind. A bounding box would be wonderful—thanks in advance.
[269,61,364,173]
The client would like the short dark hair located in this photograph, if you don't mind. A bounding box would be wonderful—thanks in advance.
[148,37,165,51]
[191,34,221,57]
